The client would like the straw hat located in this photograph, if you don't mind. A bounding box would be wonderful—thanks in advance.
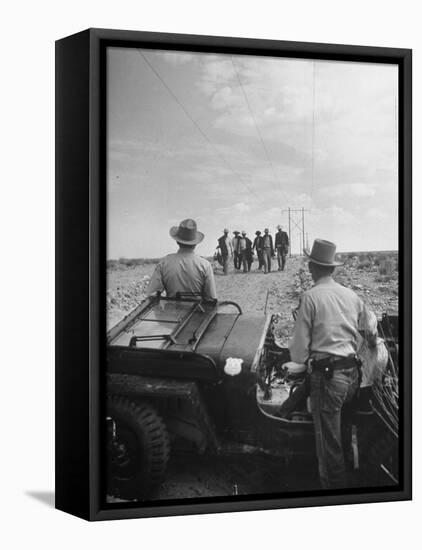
[304,239,343,267]
[169,219,204,245]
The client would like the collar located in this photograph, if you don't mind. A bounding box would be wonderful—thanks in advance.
[314,275,335,286]
[177,248,195,255]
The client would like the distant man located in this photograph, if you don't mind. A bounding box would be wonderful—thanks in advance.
[239,231,253,272]
[262,228,274,274]
[275,225,289,271]
[217,228,233,275]
[232,231,241,270]
[147,219,217,300]
[289,239,377,489]
[253,231,264,270]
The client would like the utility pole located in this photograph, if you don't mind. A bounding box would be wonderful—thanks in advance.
[288,207,291,257]
[281,207,310,256]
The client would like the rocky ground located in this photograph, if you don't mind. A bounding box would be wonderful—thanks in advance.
[107,253,398,338]
[106,252,398,501]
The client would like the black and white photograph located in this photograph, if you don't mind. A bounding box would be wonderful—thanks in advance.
[105,44,401,504]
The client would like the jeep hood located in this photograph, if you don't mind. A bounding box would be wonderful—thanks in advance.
[196,312,270,370]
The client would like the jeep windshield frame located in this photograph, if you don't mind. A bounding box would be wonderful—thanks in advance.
[107,294,220,350]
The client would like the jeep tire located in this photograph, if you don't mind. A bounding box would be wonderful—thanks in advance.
[107,395,170,500]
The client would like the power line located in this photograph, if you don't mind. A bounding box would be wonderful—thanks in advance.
[231,56,286,201]
[136,49,259,200]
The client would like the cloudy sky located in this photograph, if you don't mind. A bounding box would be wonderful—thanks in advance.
[107,47,398,259]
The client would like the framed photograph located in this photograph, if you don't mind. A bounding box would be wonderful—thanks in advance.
[55,28,412,521]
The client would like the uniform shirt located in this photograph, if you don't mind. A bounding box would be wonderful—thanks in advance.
[147,248,217,300]
[289,276,376,364]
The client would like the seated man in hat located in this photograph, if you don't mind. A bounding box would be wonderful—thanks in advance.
[147,219,217,300]
[288,239,377,489]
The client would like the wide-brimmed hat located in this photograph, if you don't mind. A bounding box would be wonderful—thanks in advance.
[304,239,343,266]
[255,230,261,235]
[233,230,240,235]
[169,219,204,245]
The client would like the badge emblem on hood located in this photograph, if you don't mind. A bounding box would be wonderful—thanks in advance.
[224,357,243,376]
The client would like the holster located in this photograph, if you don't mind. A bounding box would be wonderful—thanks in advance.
[309,355,361,380]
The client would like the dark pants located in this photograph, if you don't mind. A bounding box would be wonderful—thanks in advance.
[256,250,264,269]
[222,253,229,275]
[310,366,360,489]
[233,252,241,270]
[276,247,287,270]
[240,250,248,272]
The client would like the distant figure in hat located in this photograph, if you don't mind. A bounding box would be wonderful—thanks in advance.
[238,231,253,273]
[289,239,377,490]
[252,230,264,270]
[275,225,289,271]
[232,231,241,270]
[262,228,274,274]
[217,228,233,275]
[147,219,217,300]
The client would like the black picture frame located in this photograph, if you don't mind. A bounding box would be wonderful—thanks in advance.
[55,28,412,521]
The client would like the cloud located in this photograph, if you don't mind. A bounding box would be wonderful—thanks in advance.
[312,205,358,226]
[365,207,388,220]
[320,183,378,198]
[234,202,251,213]
[158,51,198,65]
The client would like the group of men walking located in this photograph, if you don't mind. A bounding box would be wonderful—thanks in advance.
[217,226,290,275]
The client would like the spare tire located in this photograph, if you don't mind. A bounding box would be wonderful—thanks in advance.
[107,395,170,500]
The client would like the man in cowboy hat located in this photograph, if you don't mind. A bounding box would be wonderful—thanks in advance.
[147,219,217,300]
[232,231,241,270]
[252,230,264,270]
[262,228,274,274]
[238,230,253,273]
[274,225,289,271]
[217,228,233,275]
[289,239,377,489]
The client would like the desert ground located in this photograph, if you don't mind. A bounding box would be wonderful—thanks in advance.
[106,251,398,501]
[107,252,398,337]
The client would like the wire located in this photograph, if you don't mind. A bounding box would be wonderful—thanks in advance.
[136,49,259,200]
[231,56,286,201]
